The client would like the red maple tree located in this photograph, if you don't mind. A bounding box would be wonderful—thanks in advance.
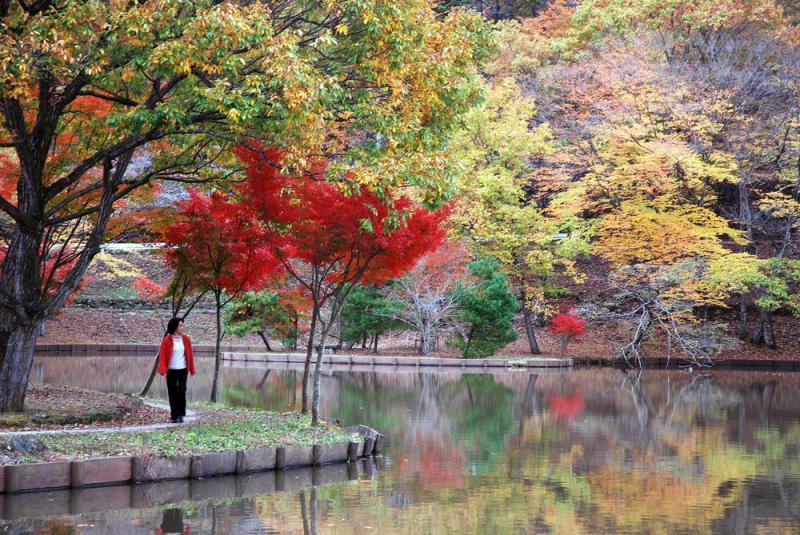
[164,189,281,401]
[549,311,586,357]
[237,145,447,425]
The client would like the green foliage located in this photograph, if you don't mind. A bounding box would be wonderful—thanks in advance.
[340,285,403,346]
[453,257,519,358]
[225,291,298,348]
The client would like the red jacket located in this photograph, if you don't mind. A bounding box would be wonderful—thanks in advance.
[158,334,196,376]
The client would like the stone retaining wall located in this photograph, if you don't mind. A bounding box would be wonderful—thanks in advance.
[222,351,573,368]
[1,430,383,494]
[0,458,383,521]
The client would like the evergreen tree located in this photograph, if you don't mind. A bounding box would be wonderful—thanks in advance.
[340,285,403,352]
[454,258,519,358]
[226,291,299,352]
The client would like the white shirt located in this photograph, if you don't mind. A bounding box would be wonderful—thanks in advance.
[169,336,186,370]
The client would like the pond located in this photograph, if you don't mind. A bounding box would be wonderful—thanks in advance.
[3,355,800,533]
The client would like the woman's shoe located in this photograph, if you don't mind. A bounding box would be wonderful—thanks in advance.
[177,416,184,423]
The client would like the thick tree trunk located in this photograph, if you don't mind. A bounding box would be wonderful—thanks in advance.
[0,321,41,411]
[301,306,318,414]
[209,293,223,402]
[522,307,541,354]
[420,318,432,355]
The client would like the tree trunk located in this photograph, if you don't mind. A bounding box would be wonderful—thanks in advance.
[751,308,770,346]
[301,305,318,414]
[311,321,333,427]
[559,335,567,358]
[258,331,273,352]
[209,292,223,402]
[738,294,749,339]
[522,307,541,354]
[361,333,367,349]
[0,321,42,411]
[420,318,432,355]
[372,334,379,354]
[140,352,160,397]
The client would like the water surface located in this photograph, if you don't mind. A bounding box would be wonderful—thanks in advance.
[3,356,799,534]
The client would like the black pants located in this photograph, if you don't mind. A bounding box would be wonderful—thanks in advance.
[166,368,188,421]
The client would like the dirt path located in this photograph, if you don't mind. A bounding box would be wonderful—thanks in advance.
[0,400,197,437]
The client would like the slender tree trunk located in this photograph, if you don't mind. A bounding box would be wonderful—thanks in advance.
[559,335,567,357]
[209,292,223,402]
[301,305,318,414]
[751,308,770,346]
[738,294,749,339]
[361,333,367,349]
[140,352,160,396]
[372,334,379,354]
[258,331,273,352]
[311,321,333,427]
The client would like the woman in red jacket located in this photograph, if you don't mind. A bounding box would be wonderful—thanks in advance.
[158,317,196,423]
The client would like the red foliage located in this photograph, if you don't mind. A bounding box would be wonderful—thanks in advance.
[132,276,166,302]
[549,311,586,338]
[236,145,447,287]
[163,189,280,295]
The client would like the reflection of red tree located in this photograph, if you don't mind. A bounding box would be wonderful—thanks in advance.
[548,394,584,420]
[396,431,465,489]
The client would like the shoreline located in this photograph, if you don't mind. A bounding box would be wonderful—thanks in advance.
[33,344,800,370]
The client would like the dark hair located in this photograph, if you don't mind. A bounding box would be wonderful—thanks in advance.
[166,317,184,336]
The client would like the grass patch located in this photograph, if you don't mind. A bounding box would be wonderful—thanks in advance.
[11,411,352,463]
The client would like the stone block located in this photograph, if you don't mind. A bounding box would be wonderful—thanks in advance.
[347,441,363,462]
[69,485,131,514]
[485,358,509,367]
[363,437,375,456]
[71,456,132,487]
[313,442,350,465]
[132,455,190,482]
[190,451,237,479]
[131,479,190,508]
[235,447,276,474]
[373,434,385,454]
[5,461,71,493]
[275,444,313,469]
[438,357,464,367]
[238,471,276,498]
[463,358,487,367]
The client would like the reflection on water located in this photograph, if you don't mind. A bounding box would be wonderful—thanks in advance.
[3,355,799,534]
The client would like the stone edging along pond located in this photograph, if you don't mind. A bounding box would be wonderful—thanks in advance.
[33,344,574,368]
[0,426,384,495]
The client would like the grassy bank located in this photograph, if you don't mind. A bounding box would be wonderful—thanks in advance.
[0,386,353,464]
